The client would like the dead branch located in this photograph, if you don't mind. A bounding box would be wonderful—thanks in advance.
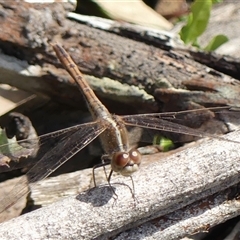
[0,131,240,239]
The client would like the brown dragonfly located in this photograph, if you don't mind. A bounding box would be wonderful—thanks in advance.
[0,44,239,215]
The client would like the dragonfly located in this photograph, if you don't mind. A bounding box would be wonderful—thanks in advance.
[0,44,239,217]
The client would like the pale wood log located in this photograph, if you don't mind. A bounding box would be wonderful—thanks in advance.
[0,131,240,239]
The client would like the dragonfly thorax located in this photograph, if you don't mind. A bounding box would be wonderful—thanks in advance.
[99,115,129,154]
[98,115,142,176]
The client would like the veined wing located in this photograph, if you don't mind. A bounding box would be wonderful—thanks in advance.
[0,120,98,172]
[122,106,240,143]
[0,120,107,214]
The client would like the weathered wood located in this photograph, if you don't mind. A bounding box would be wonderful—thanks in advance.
[0,1,240,115]
[1,1,240,239]
[0,146,178,222]
[188,51,240,80]
[0,176,28,223]
[0,130,240,239]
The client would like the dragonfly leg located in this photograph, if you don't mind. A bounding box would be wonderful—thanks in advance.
[92,157,110,187]
[107,169,113,183]
[106,169,118,200]
[92,162,109,187]
[101,154,111,180]
[92,162,118,199]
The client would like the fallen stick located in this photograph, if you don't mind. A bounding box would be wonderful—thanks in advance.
[0,130,240,239]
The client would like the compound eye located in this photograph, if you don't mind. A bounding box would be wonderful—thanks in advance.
[112,152,129,168]
[129,149,141,165]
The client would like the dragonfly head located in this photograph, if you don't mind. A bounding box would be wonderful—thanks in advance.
[111,149,141,176]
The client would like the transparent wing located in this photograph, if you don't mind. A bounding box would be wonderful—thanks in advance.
[0,120,106,214]
[0,120,104,172]
[122,107,240,144]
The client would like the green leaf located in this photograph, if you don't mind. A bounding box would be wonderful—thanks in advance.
[180,0,212,44]
[153,135,174,152]
[212,0,223,3]
[204,34,229,51]
[0,128,21,157]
